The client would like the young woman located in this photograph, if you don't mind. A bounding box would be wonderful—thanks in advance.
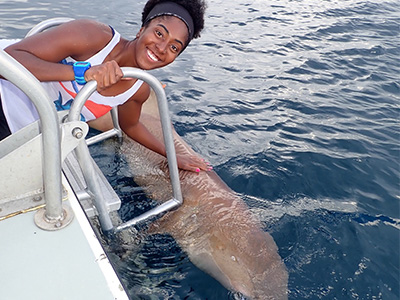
[0,0,209,172]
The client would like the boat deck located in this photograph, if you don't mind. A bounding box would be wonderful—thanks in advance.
[0,174,128,300]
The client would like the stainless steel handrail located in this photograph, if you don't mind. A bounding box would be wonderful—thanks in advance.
[68,68,183,232]
[0,49,63,221]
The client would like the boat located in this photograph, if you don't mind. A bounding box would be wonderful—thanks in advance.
[0,18,184,299]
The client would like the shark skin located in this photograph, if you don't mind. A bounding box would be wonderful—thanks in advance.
[118,92,288,299]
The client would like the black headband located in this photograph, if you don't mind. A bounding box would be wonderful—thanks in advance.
[143,2,194,42]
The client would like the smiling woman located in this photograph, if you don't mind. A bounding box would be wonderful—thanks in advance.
[0,0,208,173]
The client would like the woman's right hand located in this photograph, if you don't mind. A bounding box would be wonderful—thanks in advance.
[84,60,124,92]
[176,153,212,173]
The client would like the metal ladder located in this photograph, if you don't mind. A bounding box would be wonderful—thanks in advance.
[0,18,183,234]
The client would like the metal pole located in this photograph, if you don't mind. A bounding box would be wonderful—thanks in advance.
[69,67,183,231]
[115,199,180,232]
[75,140,114,231]
[0,49,63,221]
[66,80,114,233]
[68,68,183,204]
[85,106,122,146]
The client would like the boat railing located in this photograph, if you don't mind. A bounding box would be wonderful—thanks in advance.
[0,49,75,230]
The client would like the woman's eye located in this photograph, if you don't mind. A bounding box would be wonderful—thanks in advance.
[171,45,178,52]
[155,30,163,37]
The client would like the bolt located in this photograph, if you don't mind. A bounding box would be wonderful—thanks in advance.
[72,127,83,139]
[33,195,42,202]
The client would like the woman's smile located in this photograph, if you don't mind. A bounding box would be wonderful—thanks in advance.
[146,48,160,62]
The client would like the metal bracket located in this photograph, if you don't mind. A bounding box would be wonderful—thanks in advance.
[34,205,74,231]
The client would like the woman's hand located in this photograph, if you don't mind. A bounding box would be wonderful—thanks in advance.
[176,154,212,173]
[84,60,124,92]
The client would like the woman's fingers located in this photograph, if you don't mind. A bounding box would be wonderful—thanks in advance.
[176,154,213,173]
[85,60,123,91]
[192,156,212,171]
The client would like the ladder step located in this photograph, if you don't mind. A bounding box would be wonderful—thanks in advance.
[62,151,121,218]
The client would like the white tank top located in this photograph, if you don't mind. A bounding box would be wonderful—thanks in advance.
[0,28,143,133]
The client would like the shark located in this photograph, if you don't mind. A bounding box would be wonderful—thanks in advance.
[100,91,288,299]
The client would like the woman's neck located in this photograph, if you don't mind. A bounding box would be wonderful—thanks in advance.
[105,38,139,68]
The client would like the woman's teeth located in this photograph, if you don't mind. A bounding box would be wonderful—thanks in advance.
[147,50,159,62]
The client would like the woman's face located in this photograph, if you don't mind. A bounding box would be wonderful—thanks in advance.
[134,16,189,70]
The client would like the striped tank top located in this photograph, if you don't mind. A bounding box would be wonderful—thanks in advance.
[0,27,143,133]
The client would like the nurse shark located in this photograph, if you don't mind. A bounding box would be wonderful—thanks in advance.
[114,91,288,299]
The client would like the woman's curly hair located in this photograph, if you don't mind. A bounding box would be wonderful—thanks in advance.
[142,0,207,39]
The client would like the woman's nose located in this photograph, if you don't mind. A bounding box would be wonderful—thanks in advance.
[156,40,168,54]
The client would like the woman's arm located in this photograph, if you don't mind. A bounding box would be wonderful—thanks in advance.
[118,87,167,156]
[4,19,123,89]
[118,88,210,173]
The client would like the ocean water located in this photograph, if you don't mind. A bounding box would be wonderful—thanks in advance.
[1,0,399,299]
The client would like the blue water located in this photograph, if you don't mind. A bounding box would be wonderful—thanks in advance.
[1,0,399,299]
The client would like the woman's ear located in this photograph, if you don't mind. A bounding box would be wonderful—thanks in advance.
[136,27,145,39]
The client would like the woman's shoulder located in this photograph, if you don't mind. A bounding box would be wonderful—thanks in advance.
[52,19,115,60]
[63,19,113,41]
